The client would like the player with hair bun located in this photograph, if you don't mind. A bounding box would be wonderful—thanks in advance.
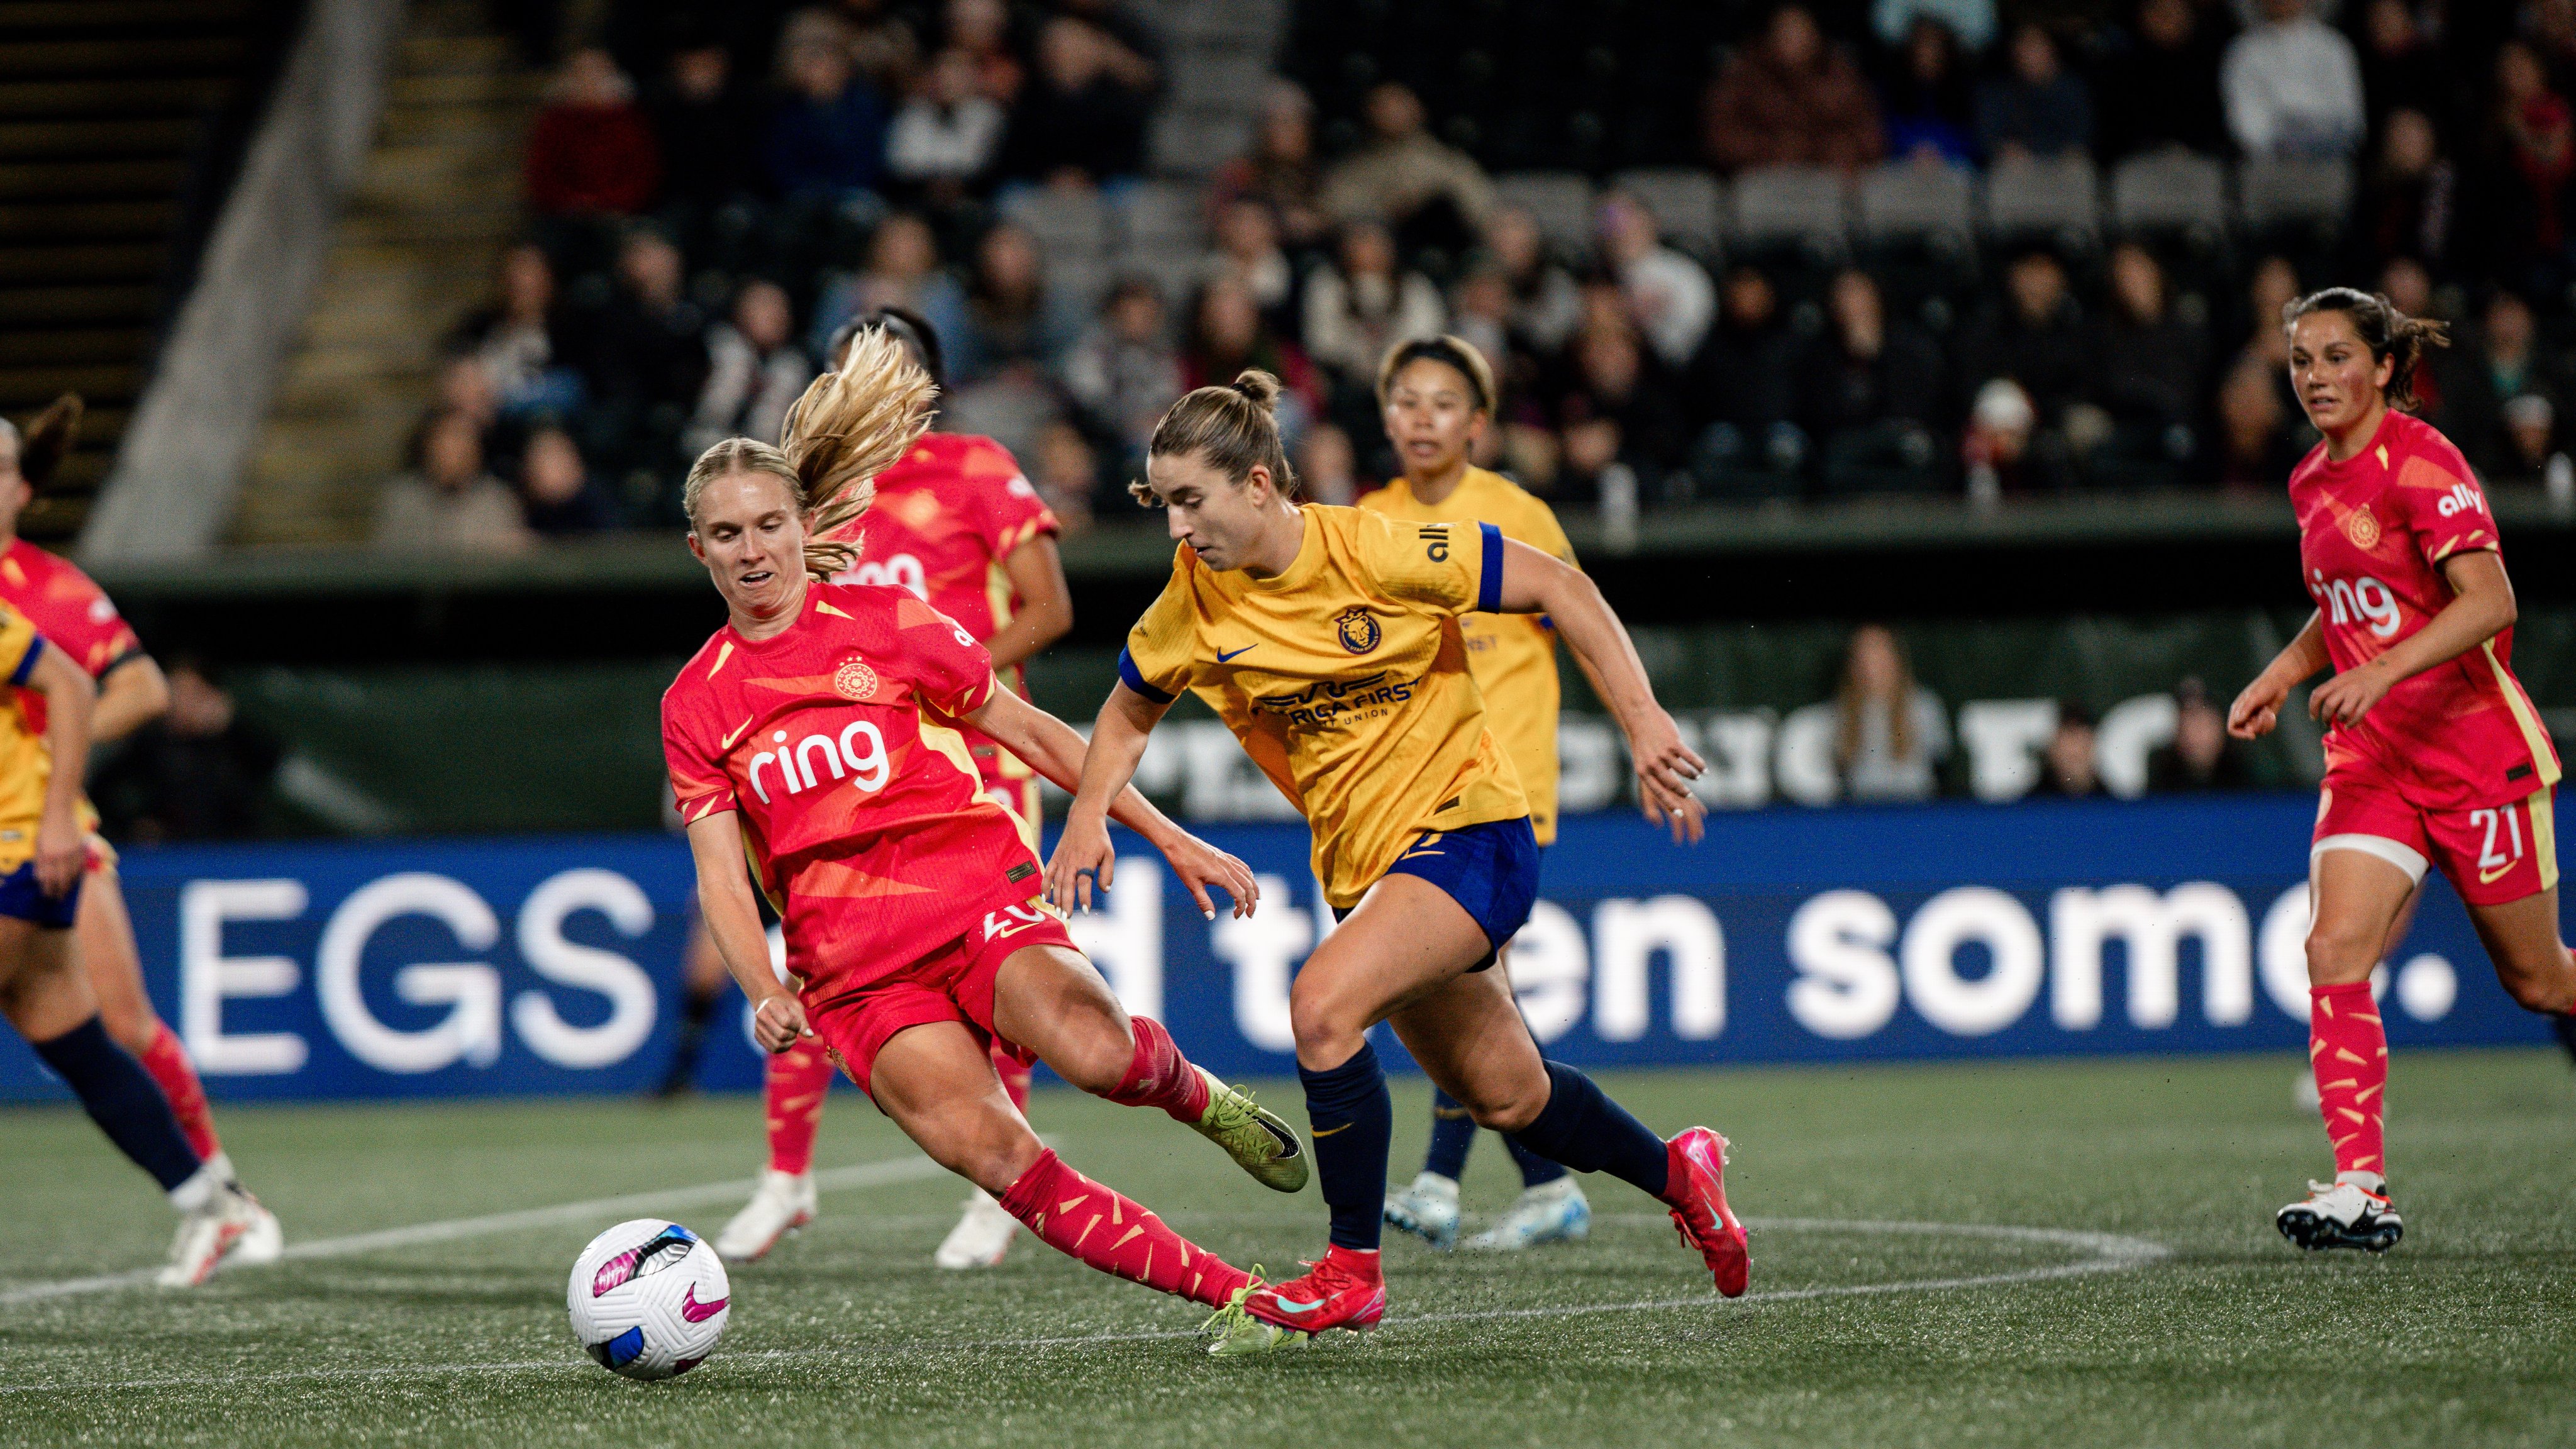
[665,331,1307,1345]
[2231,288,2576,1253]
[1053,370,1746,1353]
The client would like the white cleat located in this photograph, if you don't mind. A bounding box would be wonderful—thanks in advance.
[933,1189,1018,1269]
[716,1169,816,1262]
[229,1197,285,1267]
[1465,1178,1591,1250]
[2277,1178,2402,1253]
[1383,1172,1461,1250]
[157,1182,260,1288]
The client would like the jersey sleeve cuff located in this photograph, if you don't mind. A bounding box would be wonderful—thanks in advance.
[9,635,43,687]
[1476,521,1504,613]
[1117,647,1175,704]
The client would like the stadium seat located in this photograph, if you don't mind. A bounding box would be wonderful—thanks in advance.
[1857,163,1975,248]
[1169,53,1274,115]
[1611,169,1724,258]
[1002,187,1112,260]
[2236,157,2354,231]
[2109,151,2227,238]
[1148,108,1255,178]
[1492,172,1596,258]
[1728,165,1850,261]
[1980,155,2099,248]
[1120,180,1208,253]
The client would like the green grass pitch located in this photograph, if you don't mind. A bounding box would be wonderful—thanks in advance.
[3,1052,2572,1448]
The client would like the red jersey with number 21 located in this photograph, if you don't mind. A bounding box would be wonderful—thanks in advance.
[2289,410,2561,809]
[661,582,1043,1000]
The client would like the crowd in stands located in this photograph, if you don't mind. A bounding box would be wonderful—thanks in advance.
[386,0,2576,550]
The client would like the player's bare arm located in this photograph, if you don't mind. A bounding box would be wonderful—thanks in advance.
[962,684,1257,919]
[89,653,168,744]
[26,642,91,896]
[2307,549,2518,728]
[681,809,808,1053]
[1045,682,1167,913]
[981,535,1073,671]
[1492,537,1706,842]
[2229,613,2329,740]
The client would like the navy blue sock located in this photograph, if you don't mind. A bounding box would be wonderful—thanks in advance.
[1299,1041,1392,1252]
[1505,1131,1569,1188]
[1421,1087,1477,1181]
[1506,1061,1668,1198]
[32,1014,201,1192]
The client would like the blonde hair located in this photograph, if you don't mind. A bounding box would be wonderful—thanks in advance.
[682,326,937,577]
[1133,369,1297,506]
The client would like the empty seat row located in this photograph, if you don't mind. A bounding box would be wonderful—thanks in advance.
[999,179,1214,259]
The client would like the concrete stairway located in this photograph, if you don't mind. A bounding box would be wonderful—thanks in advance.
[230,0,535,547]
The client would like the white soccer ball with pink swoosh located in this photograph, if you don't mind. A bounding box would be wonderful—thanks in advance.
[568,1219,731,1379]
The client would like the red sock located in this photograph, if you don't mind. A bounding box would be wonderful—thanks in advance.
[2310,982,2388,1179]
[997,1148,1250,1308]
[765,1038,834,1176]
[1101,1016,1210,1122]
[139,1023,219,1163]
[991,1040,1031,1114]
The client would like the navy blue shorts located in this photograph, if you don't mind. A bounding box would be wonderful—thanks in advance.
[0,859,79,930]
[1334,816,1540,972]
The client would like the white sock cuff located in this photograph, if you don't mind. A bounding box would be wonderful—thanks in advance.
[167,1160,223,1213]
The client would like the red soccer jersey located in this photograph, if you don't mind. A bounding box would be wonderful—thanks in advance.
[2289,410,2562,808]
[0,538,144,735]
[661,582,1045,1001]
[828,433,1058,787]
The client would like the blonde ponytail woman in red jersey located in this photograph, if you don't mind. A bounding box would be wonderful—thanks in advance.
[2229,289,2576,1253]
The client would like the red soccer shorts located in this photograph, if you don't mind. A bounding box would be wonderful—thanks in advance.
[2314,761,2559,907]
[803,898,1074,1097]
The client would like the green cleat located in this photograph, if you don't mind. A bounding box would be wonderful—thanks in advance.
[1190,1068,1309,1193]
[1203,1272,1307,1358]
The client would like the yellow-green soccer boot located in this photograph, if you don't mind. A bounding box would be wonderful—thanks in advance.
[1191,1068,1309,1192]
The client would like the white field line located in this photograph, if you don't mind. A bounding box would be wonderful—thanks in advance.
[0,1216,2168,1396]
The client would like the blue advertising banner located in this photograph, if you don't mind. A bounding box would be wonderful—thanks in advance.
[0,796,2557,1102]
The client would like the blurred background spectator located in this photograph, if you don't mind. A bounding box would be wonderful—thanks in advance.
[2035,702,2104,797]
[2148,678,2252,792]
[1704,4,1884,174]
[375,409,535,553]
[91,661,280,844]
[1833,625,1950,802]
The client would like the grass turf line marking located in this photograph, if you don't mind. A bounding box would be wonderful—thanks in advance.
[0,1218,2168,1394]
[0,1152,951,1306]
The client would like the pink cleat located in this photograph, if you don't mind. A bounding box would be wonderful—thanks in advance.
[1240,1244,1387,1337]
[1662,1126,1749,1297]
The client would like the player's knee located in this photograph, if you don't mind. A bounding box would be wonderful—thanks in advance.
[1467,1088,1544,1135]
[1287,974,1366,1060]
[1052,1024,1131,1097]
[2304,921,2380,985]
[2497,952,2576,1014]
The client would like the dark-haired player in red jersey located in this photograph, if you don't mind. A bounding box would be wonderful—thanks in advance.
[0,397,280,1263]
[2229,289,2576,1253]
[666,338,1304,1349]
[709,311,1076,1269]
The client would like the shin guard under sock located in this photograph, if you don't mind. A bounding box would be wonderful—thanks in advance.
[764,1038,834,1176]
[2311,982,2387,1179]
[998,1148,1252,1308]
[1507,1061,1668,1197]
[138,1021,220,1163]
[1299,1041,1392,1251]
[33,1015,201,1192]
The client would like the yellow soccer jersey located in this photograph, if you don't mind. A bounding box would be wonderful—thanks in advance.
[0,605,52,873]
[1360,467,1574,844]
[1118,504,1528,908]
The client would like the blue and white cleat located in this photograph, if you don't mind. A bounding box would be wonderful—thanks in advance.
[1383,1172,1461,1250]
[1465,1178,1591,1250]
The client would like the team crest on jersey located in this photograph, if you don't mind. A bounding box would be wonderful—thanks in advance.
[1334,606,1381,655]
[2343,504,2381,550]
[832,656,880,701]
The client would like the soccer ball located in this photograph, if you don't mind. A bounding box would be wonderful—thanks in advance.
[567,1219,731,1380]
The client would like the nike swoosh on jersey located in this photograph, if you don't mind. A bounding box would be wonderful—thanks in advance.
[720,718,753,750]
[1216,645,1256,662]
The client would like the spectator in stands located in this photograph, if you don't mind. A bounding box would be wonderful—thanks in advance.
[954,221,1080,380]
[687,279,815,455]
[1030,419,1098,530]
[2216,351,2299,487]
[2095,0,2230,160]
[2356,0,2441,133]
[1550,312,1688,501]
[2476,41,2575,289]
[451,245,584,419]
[89,660,280,844]
[1297,421,1362,507]
[375,409,535,553]
[1691,264,1804,487]
[1878,16,1979,169]
[583,230,708,465]
[829,0,924,93]
[1701,3,1884,175]
[2497,393,2563,487]
[1833,624,1949,802]
[525,49,660,219]
[808,212,969,363]
[1975,23,2092,162]
[945,0,1025,106]
[432,354,499,447]
[1319,83,1495,257]
[887,46,1008,194]
[1597,191,1714,369]
[1062,277,1184,467]
[2438,289,2557,480]
[1962,377,2065,496]
[1957,249,2089,435]
[764,14,889,197]
[1796,269,1945,494]
[1182,276,1321,434]
[2033,702,2102,797]
[1486,205,1582,357]
[1301,219,1445,384]
[1870,0,1992,52]
[2221,0,2364,160]
[647,42,758,216]
[2093,244,2206,472]
[2355,109,2455,276]
[2146,679,2251,792]
[1212,81,1326,247]
[997,16,1156,186]
[1201,198,1295,328]
[514,424,620,537]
